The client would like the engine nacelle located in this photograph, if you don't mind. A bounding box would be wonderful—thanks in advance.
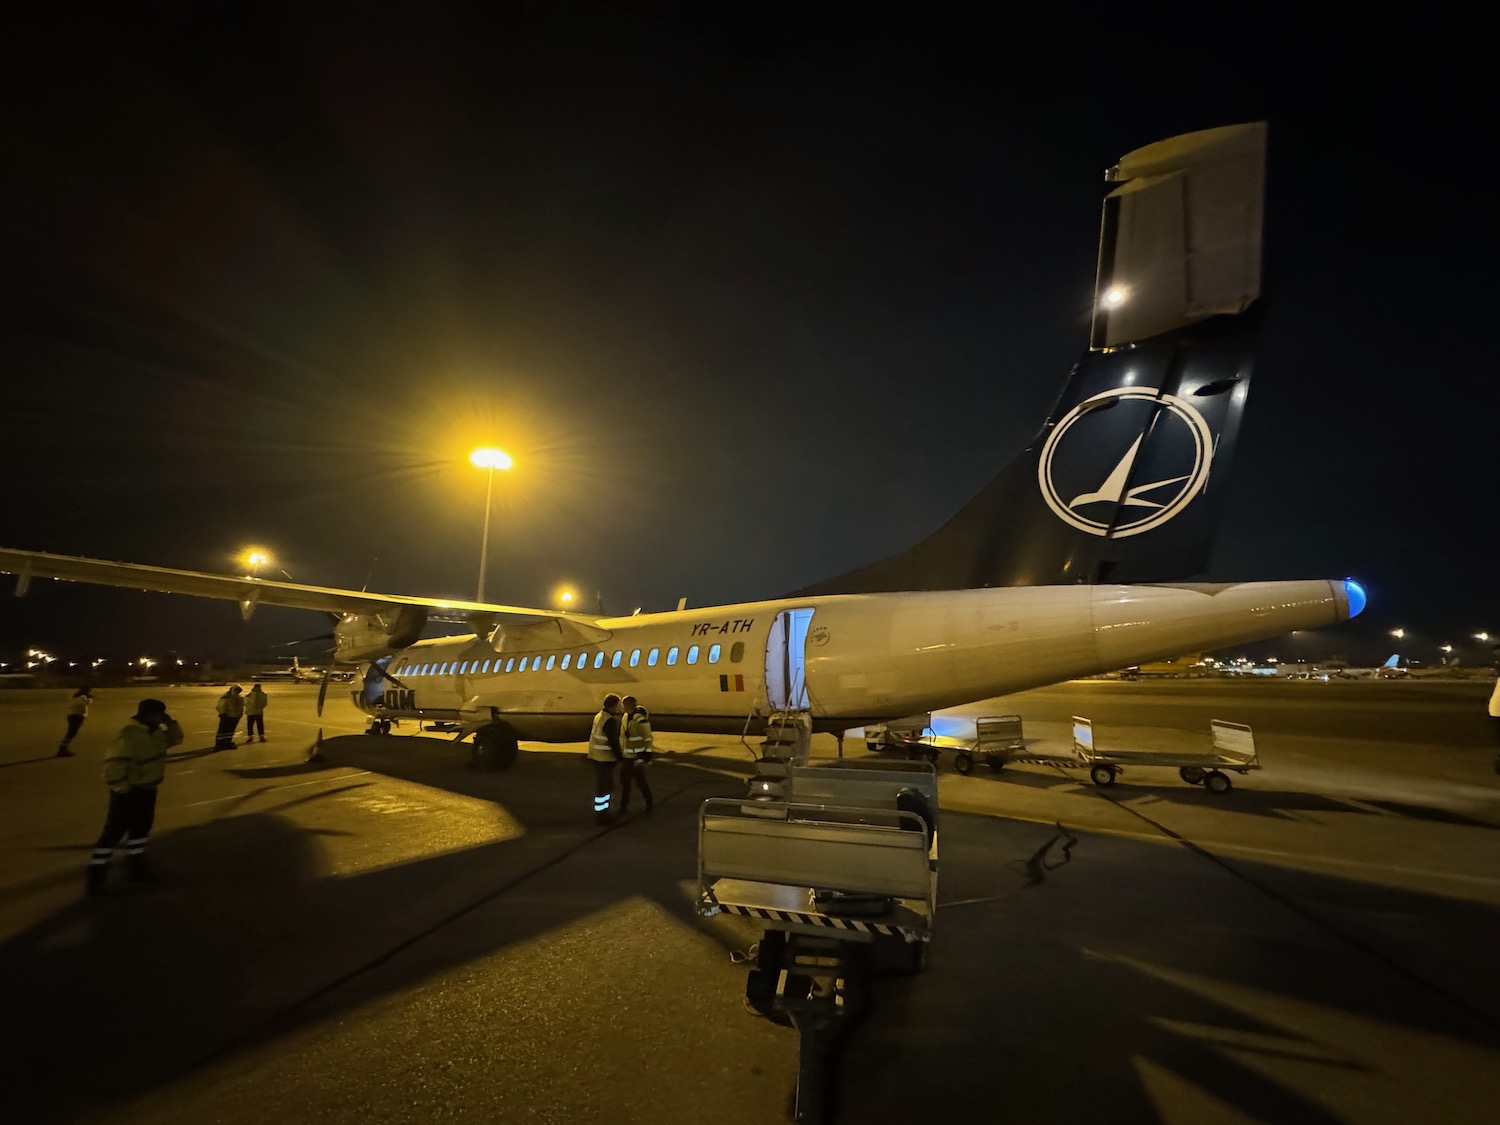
[334,605,428,662]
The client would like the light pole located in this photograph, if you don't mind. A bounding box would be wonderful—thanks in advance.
[470,448,513,602]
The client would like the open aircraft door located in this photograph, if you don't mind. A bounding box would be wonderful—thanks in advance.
[765,608,814,712]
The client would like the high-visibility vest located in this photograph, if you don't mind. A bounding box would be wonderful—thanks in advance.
[103,718,183,793]
[217,692,245,718]
[245,690,268,716]
[587,710,618,762]
[623,709,653,758]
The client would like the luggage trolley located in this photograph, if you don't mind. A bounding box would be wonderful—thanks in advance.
[1075,716,1261,794]
[950,713,1025,774]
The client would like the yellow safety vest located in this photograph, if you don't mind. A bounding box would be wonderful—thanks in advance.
[587,709,619,762]
[103,718,183,793]
[622,710,653,758]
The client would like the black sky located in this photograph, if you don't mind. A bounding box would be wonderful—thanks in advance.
[2,6,1494,666]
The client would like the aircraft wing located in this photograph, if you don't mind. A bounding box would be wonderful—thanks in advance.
[0,547,609,640]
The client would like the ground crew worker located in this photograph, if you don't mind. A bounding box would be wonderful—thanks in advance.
[214,684,244,749]
[587,693,624,825]
[619,694,655,814]
[86,698,182,894]
[56,686,93,757]
[244,682,268,742]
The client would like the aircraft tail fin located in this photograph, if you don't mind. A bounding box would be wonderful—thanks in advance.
[1382,654,1399,668]
[797,122,1267,595]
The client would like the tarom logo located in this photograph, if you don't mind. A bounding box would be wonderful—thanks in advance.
[1037,386,1213,538]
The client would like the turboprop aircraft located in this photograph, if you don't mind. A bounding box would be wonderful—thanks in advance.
[0,121,1365,769]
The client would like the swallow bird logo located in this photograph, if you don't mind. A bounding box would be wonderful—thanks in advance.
[1037,386,1214,537]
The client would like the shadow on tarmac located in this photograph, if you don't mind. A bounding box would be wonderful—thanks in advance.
[5,733,1500,1124]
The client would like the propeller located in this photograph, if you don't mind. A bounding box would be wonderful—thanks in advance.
[317,665,333,717]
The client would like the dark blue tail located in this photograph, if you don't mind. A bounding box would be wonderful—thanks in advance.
[797,123,1268,595]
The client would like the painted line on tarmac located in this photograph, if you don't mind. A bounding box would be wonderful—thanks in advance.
[1076,773,1500,1033]
[168,770,374,809]
[983,803,1500,889]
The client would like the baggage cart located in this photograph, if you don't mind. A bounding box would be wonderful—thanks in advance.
[1075,716,1260,794]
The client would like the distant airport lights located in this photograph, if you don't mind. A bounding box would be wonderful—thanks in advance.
[553,586,578,610]
[1389,628,1405,639]
[470,448,513,604]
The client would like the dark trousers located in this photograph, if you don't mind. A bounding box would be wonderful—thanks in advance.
[591,760,617,821]
[90,786,158,869]
[620,758,653,810]
[246,714,265,739]
[60,714,84,747]
[215,715,240,748]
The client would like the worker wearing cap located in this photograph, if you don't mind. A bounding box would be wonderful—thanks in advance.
[56,686,93,757]
[586,693,624,825]
[87,698,183,894]
[244,682,269,742]
[214,684,244,749]
[619,694,655,814]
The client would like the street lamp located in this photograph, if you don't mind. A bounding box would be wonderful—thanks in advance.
[243,548,271,575]
[1390,628,1405,640]
[470,447,513,603]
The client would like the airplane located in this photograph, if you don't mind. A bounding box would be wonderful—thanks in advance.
[0,122,1366,770]
[1333,655,1409,680]
[243,657,351,684]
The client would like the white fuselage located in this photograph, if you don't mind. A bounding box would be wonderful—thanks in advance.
[353,579,1351,741]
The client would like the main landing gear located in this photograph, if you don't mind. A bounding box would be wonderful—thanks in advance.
[471,722,520,771]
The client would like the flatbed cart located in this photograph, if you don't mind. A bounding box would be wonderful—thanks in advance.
[1075,716,1260,794]
[697,760,938,1124]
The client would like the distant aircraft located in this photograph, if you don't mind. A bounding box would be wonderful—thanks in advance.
[1,122,1365,768]
[245,657,343,684]
[1335,655,1409,680]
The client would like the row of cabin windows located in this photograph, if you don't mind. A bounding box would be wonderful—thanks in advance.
[390,641,746,679]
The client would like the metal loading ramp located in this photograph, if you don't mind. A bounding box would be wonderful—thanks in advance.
[697,760,938,1123]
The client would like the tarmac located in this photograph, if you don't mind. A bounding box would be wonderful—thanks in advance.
[2,679,1498,1124]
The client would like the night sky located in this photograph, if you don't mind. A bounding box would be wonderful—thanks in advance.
[2,8,1493,667]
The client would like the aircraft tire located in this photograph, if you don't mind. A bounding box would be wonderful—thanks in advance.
[1179,767,1206,785]
[1204,770,1232,794]
[474,723,520,771]
[986,756,1005,772]
[1090,764,1118,787]
[867,742,881,754]
[953,752,973,775]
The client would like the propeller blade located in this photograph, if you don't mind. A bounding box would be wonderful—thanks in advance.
[317,667,332,717]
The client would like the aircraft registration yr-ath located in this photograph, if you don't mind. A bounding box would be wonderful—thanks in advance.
[2,122,1365,769]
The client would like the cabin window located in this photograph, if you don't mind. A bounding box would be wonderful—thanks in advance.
[667,646,679,666]
[546,655,556,670]
[629,649,641,668]
[519,657,529,671]
[578,650,588,667]
[502,658,513,672]
[482,659,491,673]
[687,646,699,665]
[593,651,605,670]
[648,647,659,667]
[611,650,622,668]
[730,642,744,663]
[459,661,469,674]
[709,644,721,663]
[561,654,571,670]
